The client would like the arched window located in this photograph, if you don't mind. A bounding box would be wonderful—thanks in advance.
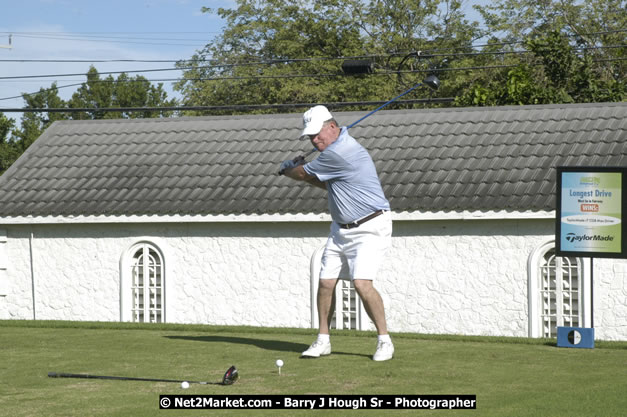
[528,240,591,338]
[121,241,165,323]
[131,245,164,323]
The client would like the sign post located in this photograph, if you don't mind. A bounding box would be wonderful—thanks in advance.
[555,167,626,349]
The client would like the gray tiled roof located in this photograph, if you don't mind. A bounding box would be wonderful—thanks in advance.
[0,102,625,218]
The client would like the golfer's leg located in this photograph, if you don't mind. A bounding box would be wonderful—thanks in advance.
[353,279,388,335]
[317,278,338,334]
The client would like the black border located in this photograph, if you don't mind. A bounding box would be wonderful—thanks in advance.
[556,166,626,259]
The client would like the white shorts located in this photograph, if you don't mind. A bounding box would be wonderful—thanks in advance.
[319,210,392,281]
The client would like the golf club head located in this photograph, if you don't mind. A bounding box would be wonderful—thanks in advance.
[423,74,440,91]
[222,366,239,385]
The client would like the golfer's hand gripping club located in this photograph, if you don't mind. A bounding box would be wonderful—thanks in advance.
[278,155,306,175]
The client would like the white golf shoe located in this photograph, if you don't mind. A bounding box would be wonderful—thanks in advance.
[373,340,394,361]
[301,339,331,358]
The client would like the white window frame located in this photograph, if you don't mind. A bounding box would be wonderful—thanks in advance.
[309,245,369,331]
[333,279,365,330]
[528,240,592,338]
[0,229,7,296]
[120,240,168,323]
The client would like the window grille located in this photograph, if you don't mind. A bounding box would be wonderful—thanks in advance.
[0,229,6,296]
[331,280,361,330]
[131,245,163,323]
[310,245,367,330]
[539,249,582,338]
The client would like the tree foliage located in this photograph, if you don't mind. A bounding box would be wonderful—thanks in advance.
[69,67,177,120]
[175,0,624,112]
[456,30,625,106]
[0,67,177,175]
[175,0,480,114]
[0,113,18,174]
[456,0,626,106]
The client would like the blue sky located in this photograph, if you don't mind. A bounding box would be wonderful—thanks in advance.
[1,0,486,121]
[0,0,231,119]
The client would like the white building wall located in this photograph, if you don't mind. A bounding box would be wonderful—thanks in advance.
[378,219,545,337]
[0,222,324,328]
[593,258,627,340]
[0,219,625,340]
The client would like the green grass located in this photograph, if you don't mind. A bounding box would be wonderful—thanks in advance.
[1,320,626,417]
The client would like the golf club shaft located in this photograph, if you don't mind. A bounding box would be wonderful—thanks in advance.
[346,81,423,129]
[301,81,425,159]
[48,372,210,385]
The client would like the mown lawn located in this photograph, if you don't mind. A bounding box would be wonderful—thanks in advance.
[1,320,625,416]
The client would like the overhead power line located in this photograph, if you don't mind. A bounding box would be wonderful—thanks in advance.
[0,98,454,113]
[1,43,623,82]
[1,31,218,47]
[14,35,203,47]
[2,56,625,103]
[0,66,499,102]
[0,67,186,80]
[2,28,623,51]
[0,29,623,68]
[0,59,184,63]
[0,31,221,35]
[10,32,216,41]
[0,27,622,105]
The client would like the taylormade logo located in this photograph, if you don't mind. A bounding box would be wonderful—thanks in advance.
[566,233,614,243]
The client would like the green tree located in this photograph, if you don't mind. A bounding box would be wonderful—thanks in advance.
[476,0,626,48]
[456,30,625,106]
[68,66,177,119]
[463,0,626,104]
[1,67,178,175]
[0,113,14,145]
[0,113,19,175]
[175,0,482,114]
[12,83,68,156]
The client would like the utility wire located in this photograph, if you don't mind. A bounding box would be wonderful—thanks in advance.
[1,29,623,65]
[4,32,212,47]
[0,67,188,80]
[2,28,624,50]
[10,33,216,41]
[2,57,625,102]
[0,29,622,103]
[0,98,454,113]
[1,43,623,82]
[1,46,623,84]
[0,67,517,102]
[0,31,221,35]
[0,59,186,63]
[13,36,203,47]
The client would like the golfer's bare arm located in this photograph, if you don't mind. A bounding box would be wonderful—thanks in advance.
[284,165,327,190]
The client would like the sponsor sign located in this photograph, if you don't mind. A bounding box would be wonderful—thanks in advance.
[556,167,626,258]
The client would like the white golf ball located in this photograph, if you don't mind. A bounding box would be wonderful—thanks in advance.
[275,359,284,367]
[181,381,190,389]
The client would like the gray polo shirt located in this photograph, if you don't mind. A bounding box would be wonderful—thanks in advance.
[304,127,390,224]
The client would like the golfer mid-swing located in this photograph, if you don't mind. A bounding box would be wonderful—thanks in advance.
[280,105,394,361]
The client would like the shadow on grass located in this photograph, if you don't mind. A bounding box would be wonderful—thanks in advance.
[165,335,306,352]
[165,335,371,358]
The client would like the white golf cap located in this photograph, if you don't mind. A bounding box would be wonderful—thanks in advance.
[301,105,333,137]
